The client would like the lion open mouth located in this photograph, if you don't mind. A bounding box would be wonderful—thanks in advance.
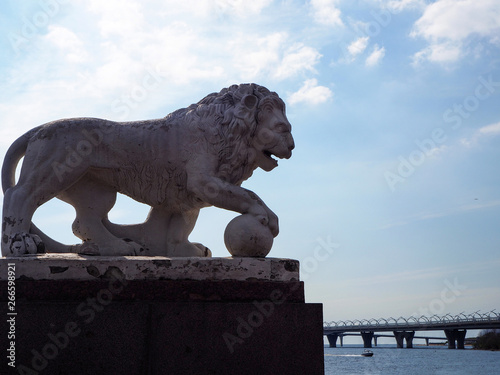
[262,150,281,168]
[255,150,280,172]
[263,150,279,166]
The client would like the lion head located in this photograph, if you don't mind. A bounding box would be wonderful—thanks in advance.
[172,83,294,183]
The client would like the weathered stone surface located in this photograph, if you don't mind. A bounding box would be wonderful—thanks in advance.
[1,84,294,258]
[0,299,323,375]
[1,302,150,375]
[224,214,274,257]
[0,255,323,374]
[2,279,305,303]
[0,254,299,281]
[149,301,324,375]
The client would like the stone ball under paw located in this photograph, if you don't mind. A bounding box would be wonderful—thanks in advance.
[224,214,273,257]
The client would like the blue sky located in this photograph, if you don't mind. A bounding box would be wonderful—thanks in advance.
[1,0,500,334]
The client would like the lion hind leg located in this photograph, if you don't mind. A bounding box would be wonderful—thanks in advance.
[2,184,47,256]
[162,210,211,257]
[2,146,94,256]
[60,176,145,256]
[73,214,145,256]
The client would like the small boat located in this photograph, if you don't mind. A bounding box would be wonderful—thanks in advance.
[361,350,374,357]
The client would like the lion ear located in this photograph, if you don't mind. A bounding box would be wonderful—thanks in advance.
[233,95,258,122]
[243,95,258,110]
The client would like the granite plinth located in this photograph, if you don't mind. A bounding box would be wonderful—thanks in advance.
[0,254,299,281]
[0,255,324,375]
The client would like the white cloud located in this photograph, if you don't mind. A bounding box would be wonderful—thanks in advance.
[347,37,369,59]
[460,121,500,148]
[142,22,226,85]
[230,36,323,81]
[412,42,463,66]
[343,37,384,66]
[365,44,385,66]
[84,0,276,85]
[411,0,500,64]
[88,0,145,37]
[380,199,500,229]
[288,79,332,105]
[274,43,322,80]
[213,0,273,17]
[230,32,285,79]
[44,26,88,63]
[383,0,425,12]
[412,0,500,42]
[310,0,343,27]
[142,0,273,21]
[479,121,500,135]
[340,36,369,64]
[0,0,327,135]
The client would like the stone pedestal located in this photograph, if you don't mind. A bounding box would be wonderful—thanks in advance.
[0,255,324,375]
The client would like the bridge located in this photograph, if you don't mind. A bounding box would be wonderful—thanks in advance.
[323,310,500,349]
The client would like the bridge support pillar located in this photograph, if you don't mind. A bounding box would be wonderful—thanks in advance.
[327,333,339,348]
[393,331,405,348]
[456,329,466,349]
[425,338,429,346]
[393,331,415,348]
[403,331,415,348]
[373,336,378,347]
[445,329,467,349]
[361,331,374,348]
[445,329,456,349]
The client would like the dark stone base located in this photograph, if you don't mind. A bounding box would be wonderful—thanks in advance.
[1,279,324,375]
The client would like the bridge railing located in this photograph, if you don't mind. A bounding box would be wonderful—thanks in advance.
[324,310,500,330]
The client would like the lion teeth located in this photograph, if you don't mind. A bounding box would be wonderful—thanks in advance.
[264,150,276,160]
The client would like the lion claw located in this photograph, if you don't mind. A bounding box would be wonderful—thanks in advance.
[256,215,269,226]
[9,233,44,256]
[78,242,101,256]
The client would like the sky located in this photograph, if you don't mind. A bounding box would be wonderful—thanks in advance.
[1,0,500,342]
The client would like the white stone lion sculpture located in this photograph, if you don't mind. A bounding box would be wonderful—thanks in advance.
[1,84,294,257]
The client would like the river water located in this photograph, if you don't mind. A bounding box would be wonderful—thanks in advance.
[324,345,500,375]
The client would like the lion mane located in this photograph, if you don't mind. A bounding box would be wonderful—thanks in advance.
[167,83,286,184]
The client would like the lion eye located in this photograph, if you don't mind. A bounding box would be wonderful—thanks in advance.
[275,123,288,132]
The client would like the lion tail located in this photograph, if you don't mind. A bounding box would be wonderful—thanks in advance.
[1,127,37,192]
[2,126,74,253]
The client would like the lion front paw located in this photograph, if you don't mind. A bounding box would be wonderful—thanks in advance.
[77,239,146,256]
[8,233,45,256]
[193,243,212,257]
[248,207,279,238]
[162,242,212,257]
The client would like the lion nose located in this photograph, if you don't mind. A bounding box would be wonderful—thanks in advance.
[286,138,295,158]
